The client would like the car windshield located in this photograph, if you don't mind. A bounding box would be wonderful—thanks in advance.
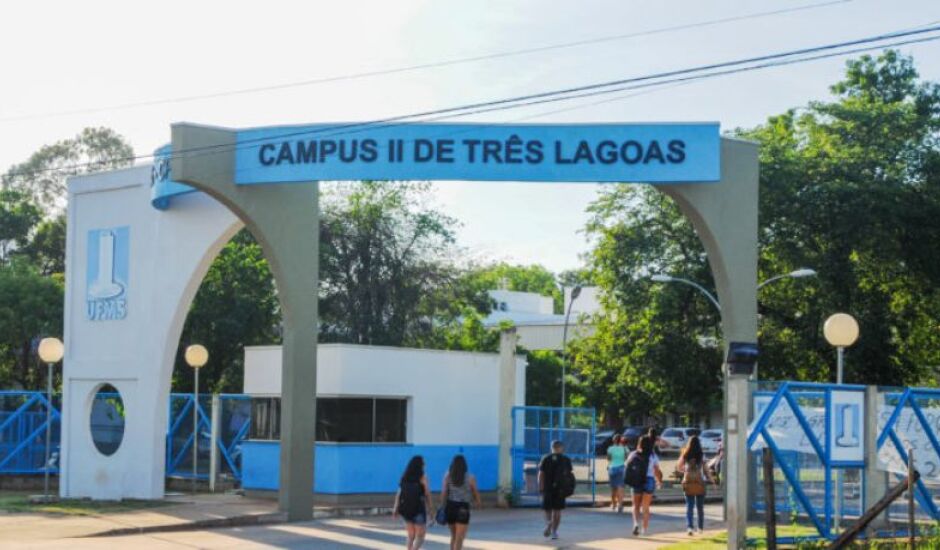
[701,430,722,438]
[662,429,681,437]
[596,431,614,438]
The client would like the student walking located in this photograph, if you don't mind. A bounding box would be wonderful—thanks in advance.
[606,434,627,512]
[441,454,482,550]
[678,435,714,535]
[393,455,433,550]
[538,440,574,541]
[624,435,663,536]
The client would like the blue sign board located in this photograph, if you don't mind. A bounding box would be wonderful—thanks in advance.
[234,122,720,184]
[86,227,129,321]
[150,144,196,210]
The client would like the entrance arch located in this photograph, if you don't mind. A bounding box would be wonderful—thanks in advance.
[63,121,757,548]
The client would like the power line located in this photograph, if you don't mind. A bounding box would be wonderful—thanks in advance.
[0,0,851,123]
[4,23,939,182]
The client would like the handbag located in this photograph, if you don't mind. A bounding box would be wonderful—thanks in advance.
[435,504,447,525]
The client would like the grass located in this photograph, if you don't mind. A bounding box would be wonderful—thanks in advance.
[660,524,819,549]
[0,492,170,516]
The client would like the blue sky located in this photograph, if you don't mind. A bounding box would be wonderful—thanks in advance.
[1,0,939,272]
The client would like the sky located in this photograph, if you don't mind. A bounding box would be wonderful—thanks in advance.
[2,0,939,273]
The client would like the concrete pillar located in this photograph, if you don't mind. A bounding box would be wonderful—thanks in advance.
[497,328,518,507]
[209,394,220,492]
[171,124,319,521]
[864,385,888,534]
[660,138,760,550]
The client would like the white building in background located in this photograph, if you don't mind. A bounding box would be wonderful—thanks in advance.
[241,343,526,501]
[482,288,600,351]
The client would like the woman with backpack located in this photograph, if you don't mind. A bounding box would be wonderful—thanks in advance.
[624,435,662,536]
[441,454,482,550]
[606,434,627,512]
[678,435,714,535]
[392,455,433,550]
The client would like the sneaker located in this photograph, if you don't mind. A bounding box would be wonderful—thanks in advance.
[551,532,559,540]
[543,525,552,538]
[632,525,640,536]
[640,528,648,536]
[697,528,705,534]
[687,528,694,536]
[617,502,624,514]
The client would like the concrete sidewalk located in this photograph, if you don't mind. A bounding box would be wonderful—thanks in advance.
[3,502,725,548]
[0,493,281,541]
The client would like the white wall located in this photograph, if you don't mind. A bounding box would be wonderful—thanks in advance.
[245,344,526,445]
[566,286,601,316]
[488,289,554,315]
[63,166,241,499]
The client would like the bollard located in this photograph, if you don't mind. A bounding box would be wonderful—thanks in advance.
[209,394,220,493]
[762,447,777,550]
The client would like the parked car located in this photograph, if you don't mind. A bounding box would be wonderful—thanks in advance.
[594,429,618,456]
[699,429,723,454]
[657,427,701,454]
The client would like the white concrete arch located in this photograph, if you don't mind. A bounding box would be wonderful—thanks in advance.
[62,166,242,499]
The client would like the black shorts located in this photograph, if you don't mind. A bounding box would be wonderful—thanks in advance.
[445,500,471,524]
[401,505,427,524]
[542,491,566,511]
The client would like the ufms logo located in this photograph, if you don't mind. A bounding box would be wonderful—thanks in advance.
[86,227,129,321]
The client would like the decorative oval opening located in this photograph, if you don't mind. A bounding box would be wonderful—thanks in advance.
[89,384,125,456]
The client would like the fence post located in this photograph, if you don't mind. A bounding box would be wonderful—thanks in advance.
[908,448,915,549]
[209,394,220,493]
[864,385,887,537]
[762,447,777,550]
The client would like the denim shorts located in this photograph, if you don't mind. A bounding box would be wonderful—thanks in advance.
[632,476,656,496]
[608,465,625,488]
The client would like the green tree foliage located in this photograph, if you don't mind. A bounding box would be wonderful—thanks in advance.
[572,51,940,425]
[173,229,280,393]
[571,186,722,425]
[0,261,63,389]
[0,190,41,263]
[319,181,469,346]
[20,215,66,276]
[2,127,134,212]
[737,50,940,385]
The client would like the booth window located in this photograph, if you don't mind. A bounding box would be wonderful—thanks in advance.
[249,396,406,443]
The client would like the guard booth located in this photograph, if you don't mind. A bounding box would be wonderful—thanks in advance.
[511,406,596,507]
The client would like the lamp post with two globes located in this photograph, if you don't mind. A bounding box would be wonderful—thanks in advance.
[37,337,64,502]
[185,344,208,492]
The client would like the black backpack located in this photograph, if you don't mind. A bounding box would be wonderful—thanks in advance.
[624,452,649,489]
[398,481,422,517]
[558,468,577,497]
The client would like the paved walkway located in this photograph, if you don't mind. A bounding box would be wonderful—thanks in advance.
[3,502,725,549]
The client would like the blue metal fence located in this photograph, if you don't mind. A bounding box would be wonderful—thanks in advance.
[511,405,596,507]
[748,382,866,544]
[0,391,248,481]
[0,391,60,474]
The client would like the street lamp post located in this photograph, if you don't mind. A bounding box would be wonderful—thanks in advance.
[561,286,582,410]
[823,312,858,532]
[650,274,721,312]
[824,313,859,385]
[184,344,208,493]
[37,337,64,503]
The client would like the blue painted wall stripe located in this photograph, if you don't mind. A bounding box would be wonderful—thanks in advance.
[241,442,499,494]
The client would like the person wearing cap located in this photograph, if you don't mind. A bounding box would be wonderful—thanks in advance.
[537,440,573,541]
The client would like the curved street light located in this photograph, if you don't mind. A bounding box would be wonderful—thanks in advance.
[650,274,721,312]
[561,286,582,410]
[757,268,817,289]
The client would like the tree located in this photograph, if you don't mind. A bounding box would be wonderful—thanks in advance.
[0,189,41,263]
[2,127,134,212]
[319,181,468,346]
[20,215,66,276]
[736,50,940,385]
[173,229,280,393]
[0,261,63,389]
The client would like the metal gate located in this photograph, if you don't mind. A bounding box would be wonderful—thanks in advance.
[510,405,595,507]
[0,391,60,474]
[165,393,249,481]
